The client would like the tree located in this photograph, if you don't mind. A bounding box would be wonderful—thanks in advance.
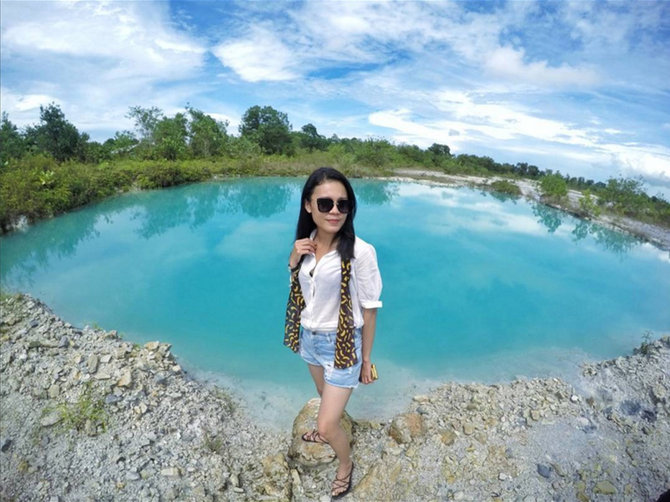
[428,143,451,158]
[299,123,328,152]
[540,173,568,200]
[127,106,163,143]
[25,103,83,162]
[104,131,138,158]
[0,112,26,165]
[154,114,188,161]
[187,107,228,158]
[239,105,293,155]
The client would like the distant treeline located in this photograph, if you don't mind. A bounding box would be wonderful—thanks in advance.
[1,103,669,233]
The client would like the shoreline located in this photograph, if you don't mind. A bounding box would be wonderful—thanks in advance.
[3,169,669,253]
[389,168,670,252]
[2,294,669,501]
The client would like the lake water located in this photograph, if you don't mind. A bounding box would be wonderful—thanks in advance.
[1,177,669,428]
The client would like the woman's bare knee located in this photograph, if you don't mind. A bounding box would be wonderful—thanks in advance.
[316,417,339,440]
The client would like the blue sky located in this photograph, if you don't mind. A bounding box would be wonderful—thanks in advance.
[2,0,670,195]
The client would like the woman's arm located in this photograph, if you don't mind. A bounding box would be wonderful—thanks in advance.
[360,307,378,384]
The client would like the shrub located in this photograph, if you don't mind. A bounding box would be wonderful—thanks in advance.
[490,180,522,197]
[540,174,568,200]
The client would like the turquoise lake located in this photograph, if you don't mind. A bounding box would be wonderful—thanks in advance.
[1,177,669,428]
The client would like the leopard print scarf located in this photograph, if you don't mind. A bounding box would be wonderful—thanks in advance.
[283,259,357,369]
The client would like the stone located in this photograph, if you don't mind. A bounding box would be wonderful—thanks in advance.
[353,457,409,501]
[651,384,666,403]
[594,480,617,495]
[100,354,112,364]
[47,384,60,399]
[126,471,140,481]
[288,398,353,467]
[462,423,475,435]
[620,400,641,416]
[117,370,132,388]
[105,394,122,405]
[389,412,425,444]
[160,467,180,477]
[530,409,541,421]
[261,453,290,499]
[440,430,456,446]
[230,473,240,487]
[40,412,62,427]
[87,354,99,374]
[1,438,12,452]
[58,336,70,348]
[537,463,552,478]
[145,341,160,351]
[550,462,566,477]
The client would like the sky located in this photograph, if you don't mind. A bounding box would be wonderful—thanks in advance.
[2,0,670,196]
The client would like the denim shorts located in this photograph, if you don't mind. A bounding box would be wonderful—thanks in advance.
[299,327,362,389]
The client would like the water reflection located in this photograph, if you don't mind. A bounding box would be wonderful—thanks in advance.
[530,202,638,255]
[354,180,399,206]
[572,220,639,255]
[0,179,658,292]
[532,203,564,233]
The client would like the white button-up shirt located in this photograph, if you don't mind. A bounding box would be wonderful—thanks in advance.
[297,234,383,332]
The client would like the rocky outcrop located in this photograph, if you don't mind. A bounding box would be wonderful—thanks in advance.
[0,294,286,501]
[2,293,669,501]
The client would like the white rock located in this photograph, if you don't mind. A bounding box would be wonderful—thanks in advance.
[145,341,160,351]
[117,371,132,388]
[160,467,180,477]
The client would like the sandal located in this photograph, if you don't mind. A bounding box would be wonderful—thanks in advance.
[331,462,354,500]
[301,429,328,444]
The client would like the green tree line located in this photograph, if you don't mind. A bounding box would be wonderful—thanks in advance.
[1,103,669,233]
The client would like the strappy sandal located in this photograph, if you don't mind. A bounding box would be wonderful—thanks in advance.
[331,462,354,500]
[301,429,328,444]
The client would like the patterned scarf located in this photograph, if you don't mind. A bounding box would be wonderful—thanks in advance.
[284,259,357,369]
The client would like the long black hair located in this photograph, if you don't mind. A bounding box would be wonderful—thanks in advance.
[296,167,357,261]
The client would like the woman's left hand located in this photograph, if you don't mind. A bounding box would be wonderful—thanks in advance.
[359,360,374,384]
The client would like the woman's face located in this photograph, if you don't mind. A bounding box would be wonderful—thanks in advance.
[305,180,349,237]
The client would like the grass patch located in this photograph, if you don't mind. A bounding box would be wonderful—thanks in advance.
[44,381,108,434]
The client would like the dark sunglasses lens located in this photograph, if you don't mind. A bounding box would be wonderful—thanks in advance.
[316,198,351,213]
[337,200,352,213]
[316,198,334,212]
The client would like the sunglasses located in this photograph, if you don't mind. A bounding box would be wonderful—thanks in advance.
[316,197,352,214]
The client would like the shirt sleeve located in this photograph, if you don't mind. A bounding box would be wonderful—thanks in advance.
[355,242,383,309]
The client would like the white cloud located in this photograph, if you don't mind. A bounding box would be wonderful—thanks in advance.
[212,27,298,82]
[1,1,206,81]
[484,46,600,87]
[0,88,61,115]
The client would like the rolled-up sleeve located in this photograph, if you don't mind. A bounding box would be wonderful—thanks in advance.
[355,243,383,309]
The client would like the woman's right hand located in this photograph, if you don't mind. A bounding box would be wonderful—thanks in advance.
[289,238,316,269]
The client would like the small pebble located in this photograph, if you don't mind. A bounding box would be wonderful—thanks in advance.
[537,464,552,479]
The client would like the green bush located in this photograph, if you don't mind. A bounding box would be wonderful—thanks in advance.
[578,189,601,217]
[540,174,568,200]
[490,179,522,197]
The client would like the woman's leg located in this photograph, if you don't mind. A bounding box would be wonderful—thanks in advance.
[318,383,354,496]
[307,363,325,396]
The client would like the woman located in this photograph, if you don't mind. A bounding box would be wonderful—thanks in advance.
[284,167,382,499]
